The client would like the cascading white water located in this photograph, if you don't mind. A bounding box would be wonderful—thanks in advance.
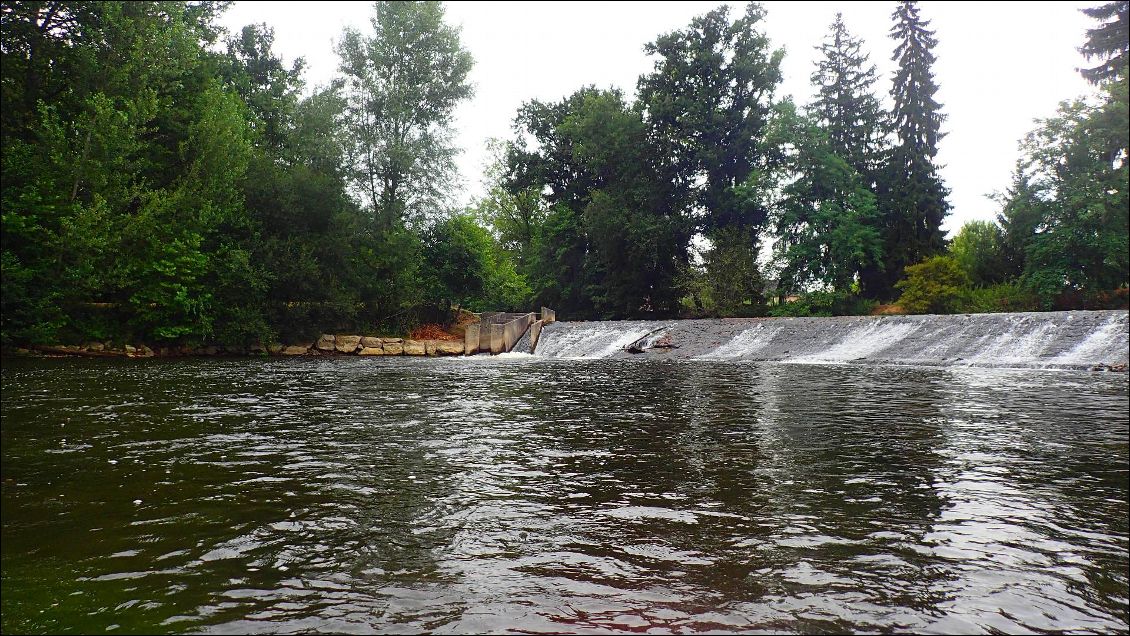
[531,310,1129,370]
[964,317,1058,367]
[532,323,656,359]
[788,321,920,364]
[1049,313,1130,367]
[697,324,781,360]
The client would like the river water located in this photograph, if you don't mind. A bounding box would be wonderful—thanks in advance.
[2,356,1127,634]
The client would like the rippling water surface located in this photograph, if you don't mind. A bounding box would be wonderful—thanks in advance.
[2,357,1128,634]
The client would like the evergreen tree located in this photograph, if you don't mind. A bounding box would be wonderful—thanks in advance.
[810,13,887,180]
[870,0,949,299]
[1079,1,1128,85]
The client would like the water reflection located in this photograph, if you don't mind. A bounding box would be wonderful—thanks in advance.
[1,357,1127,634]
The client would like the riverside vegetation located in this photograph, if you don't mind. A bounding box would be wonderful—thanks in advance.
[1,1,1127,354]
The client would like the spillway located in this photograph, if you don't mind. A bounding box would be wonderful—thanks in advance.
[528,310,1129,370]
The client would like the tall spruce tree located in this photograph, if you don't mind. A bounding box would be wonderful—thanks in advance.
[810,13,886,180]
[1079,1,1128,85]
[870,0,949,299]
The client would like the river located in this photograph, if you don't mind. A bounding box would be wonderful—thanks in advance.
[2,356,1127,633]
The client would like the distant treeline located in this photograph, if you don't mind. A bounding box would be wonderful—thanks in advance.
[1,1,1127,348]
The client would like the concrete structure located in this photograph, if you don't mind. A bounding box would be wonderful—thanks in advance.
[464,324,480,355]
[465,310,554,355]
[528,320,544,352]
[529,310,1129,370]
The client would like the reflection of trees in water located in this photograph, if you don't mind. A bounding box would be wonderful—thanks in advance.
[658,362,958,626]
[745,364,955,622]
[923,369,1130,630]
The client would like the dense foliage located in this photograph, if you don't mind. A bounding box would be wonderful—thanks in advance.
[1,1,1126,347]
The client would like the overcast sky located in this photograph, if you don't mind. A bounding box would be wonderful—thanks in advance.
[217,1,1099,235]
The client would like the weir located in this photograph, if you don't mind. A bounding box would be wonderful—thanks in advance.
[525,310,1129,370]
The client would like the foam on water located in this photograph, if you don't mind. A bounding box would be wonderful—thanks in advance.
[1049,314,1129,367]
[534,324,655,359]
[790,321,919,364]
[697,324,781,360]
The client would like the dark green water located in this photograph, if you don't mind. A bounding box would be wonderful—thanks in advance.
[2,356,1127,634]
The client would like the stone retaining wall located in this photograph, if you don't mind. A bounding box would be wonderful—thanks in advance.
[18,335,465,358]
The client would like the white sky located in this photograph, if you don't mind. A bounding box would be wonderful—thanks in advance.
[217,1,1099,235]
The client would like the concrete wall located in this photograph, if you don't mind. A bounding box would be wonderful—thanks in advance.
[501,313,535,353]
[464,324,480,355]
[490,324,504,354]
[541,307,555,323]
[528,320,544,353]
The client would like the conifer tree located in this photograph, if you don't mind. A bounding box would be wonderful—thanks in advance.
[1079,1,1128,84]
[810,13,886,181]
[869,0,949,299]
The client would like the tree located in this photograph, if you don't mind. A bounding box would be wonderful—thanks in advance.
[949,220,1006,287]
[994,163,1043,278]
[637,3,784,236]
[772,106,883,295]
[1079,1,1128,85]
[336,1,473,227]
[1014,97,1129,301]
[221,23,305,151]
[869,0,949,299]
[810,13,887,180]
[470,139,545,270]
[506,88,691,318]
[422,214,529,314]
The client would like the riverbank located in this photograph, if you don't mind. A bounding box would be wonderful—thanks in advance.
[7,333,467,359]
[7,310,1129,372]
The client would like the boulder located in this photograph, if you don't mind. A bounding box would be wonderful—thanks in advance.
[335,335,362,353]
[425,340,437,356]
[358,347,385,356]
[267,343,284,355]
[124,345,137,355]
[383,342,403,355]
[84,341,105,352]
[380,337,403,345]
[360,336,382,348]
[402,339,425,355]
[315,334,335,351]
[138,345,155,358]
[436,341,465,356]
[282,344,312,355]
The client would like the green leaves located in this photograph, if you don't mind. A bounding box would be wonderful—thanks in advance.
[336,1,473,227]
[895,255,969,314]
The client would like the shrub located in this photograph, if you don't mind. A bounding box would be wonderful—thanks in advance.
[769,290,878,317]
[895,256,970,314]
[957,283,1039,314]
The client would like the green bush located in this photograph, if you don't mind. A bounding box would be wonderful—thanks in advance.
[768,290,878,317]
[957,283,1039,314]
[895,255,970,314]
